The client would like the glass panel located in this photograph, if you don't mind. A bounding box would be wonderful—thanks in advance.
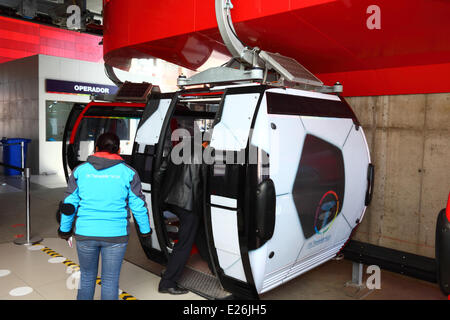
[46,100,75,141]
[77,117,130,141]
[210,93,260,151]
[74,116,138,161]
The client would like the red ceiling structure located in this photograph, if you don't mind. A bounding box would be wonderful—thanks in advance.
[0,15,102,64]
[102,0,450,97]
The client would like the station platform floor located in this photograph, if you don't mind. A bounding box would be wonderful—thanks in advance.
[0,174,446,301]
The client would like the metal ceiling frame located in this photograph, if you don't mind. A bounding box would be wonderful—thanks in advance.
[178,0,342,94]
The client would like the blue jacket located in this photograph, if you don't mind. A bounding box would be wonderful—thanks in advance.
[60,152,151,240]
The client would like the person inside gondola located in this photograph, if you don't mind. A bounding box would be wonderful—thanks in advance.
[157,119,207,295]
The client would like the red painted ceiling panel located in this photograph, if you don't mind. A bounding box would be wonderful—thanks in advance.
[318,62,450,96]
[0,15,102,64]
[103,0,450,96]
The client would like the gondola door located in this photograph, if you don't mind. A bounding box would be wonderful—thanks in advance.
[131,94,174,262]
[205,86,266,299]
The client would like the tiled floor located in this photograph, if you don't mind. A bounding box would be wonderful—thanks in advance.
[30,174,67,189]
[0,174,447,300]
[0,174,204,300]
[0,238,204,300]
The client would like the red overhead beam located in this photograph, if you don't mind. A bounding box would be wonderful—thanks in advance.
[103,0,450,96]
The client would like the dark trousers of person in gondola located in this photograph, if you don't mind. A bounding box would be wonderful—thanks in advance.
[158,206,198,294]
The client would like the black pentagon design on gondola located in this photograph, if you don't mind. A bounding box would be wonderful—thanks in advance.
[292,134,346,239]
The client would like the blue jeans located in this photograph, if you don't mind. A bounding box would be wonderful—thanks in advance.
[76,240,127,300]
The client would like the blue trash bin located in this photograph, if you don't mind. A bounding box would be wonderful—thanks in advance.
[1,138,31,176]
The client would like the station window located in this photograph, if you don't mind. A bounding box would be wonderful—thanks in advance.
[46,100,75,141]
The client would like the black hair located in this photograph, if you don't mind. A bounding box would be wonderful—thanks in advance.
[95,132,120,154]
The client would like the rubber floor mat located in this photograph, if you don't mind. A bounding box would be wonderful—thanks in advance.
[178,266,232,300]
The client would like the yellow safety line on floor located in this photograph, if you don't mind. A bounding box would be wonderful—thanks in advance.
[34,243,138,300]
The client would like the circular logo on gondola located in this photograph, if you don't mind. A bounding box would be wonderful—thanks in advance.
[313,190,340,235]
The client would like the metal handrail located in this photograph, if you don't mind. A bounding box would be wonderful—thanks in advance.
[0,142,24,146]
[0,161,23,171]
[0,142,42,245]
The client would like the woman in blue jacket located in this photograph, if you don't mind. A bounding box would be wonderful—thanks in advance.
[58,132,151,300]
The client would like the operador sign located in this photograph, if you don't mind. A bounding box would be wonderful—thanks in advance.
[73,85,111,94]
